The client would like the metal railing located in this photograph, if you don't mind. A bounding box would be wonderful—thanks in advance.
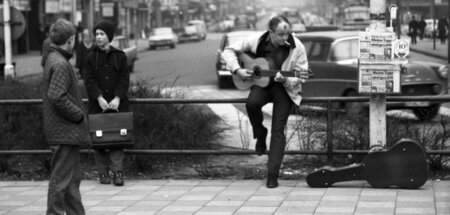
[1,95,450,160]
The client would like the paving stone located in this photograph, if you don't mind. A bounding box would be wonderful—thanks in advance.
[356,201,395,208]
[315,206,355,213]
[395,207,436,214]
[86,205,128,212]
[280,201,319,207]
[160,205,202,212]
[235,206,277,213]
[169,200,209,206]
[206,200,244,207]
[275,205,317,213]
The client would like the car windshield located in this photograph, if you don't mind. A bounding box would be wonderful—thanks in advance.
[154,28,172,35]
[301,40,331,61]
[227,35,249,47]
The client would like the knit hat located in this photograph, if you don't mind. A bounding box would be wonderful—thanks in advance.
[94,20,115,42]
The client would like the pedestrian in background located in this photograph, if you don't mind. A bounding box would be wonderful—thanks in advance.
[222,15,309,188]
[40,26,52,68]
[408,16,419,45]
[437,16,449,45]
[418,16,426,40]
[84,20,130,186]
[75,28,94,79]
[42,18,90,215]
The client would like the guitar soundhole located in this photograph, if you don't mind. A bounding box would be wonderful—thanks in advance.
[253,66,261,77]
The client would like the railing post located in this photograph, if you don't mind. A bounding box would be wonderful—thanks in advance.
[326,100,333,161]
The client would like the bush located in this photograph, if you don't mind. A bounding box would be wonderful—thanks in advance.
[0,79,224,179]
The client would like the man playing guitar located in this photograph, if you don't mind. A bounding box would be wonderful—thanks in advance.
[222,15,309,188]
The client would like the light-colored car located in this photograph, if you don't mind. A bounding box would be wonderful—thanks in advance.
[216,30,262,88]
[111,35,138,72]
[187,20,207,40]
[424,19,438,38]
[148,27,178,50]
[296,31,448,121]
[178,25,202,43]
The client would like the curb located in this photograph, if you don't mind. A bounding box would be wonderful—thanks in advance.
[410,47,448,61]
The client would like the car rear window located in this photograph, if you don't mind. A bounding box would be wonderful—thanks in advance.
[302,41,331,61]
[330,39,358,61]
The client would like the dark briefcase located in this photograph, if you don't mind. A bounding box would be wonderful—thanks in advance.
[88,112,134,149]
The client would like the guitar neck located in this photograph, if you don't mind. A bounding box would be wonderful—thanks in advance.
[258,70,296,77]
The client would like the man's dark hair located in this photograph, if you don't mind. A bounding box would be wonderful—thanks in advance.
[49,18,76,46]
[268,15,290,31]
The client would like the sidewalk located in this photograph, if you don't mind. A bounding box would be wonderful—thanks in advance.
[402,35,449,61]
[0,179,448,215]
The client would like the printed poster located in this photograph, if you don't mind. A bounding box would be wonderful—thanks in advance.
[359,32,395,61]
[358,64,400,94]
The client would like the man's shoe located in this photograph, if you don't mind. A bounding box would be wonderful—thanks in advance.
[266,173,279,188]
[113,171,124,186]
[99,173,110,184]
[255,128,267,156]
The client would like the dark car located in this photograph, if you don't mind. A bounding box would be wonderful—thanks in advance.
[296,31,448,120]
[215,30,262,88]
[111,35,138,72]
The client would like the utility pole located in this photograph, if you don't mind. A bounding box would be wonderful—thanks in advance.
[72,0,77,24]
[152,0,162,27]
[3,0,15,81]
[368,0,387,148]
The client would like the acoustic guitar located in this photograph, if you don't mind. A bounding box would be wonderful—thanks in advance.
[233,52,312,90]
[306,138,428,189]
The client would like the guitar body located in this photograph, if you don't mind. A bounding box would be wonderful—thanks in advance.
[233,52,312,90]
[306,139,428,189]
[233,53,271,90]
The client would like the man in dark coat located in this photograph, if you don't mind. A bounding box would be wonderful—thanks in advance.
[418,16,426,40]
[42,18,90,215]
[84,20,130,186]
[437,16,449,44]
[408,16,419,45]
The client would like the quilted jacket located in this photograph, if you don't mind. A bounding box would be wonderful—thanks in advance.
[42,44,91,146]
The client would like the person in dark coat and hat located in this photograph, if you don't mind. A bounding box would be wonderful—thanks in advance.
[84,20,130,186]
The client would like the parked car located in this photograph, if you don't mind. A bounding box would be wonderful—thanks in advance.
[424,19,438,38]
[215,30,262,88]
[178,25,202,43]
[148,27,178,50]
[187,20,207,40]
[296,31,448,121]
[111,35,138,72]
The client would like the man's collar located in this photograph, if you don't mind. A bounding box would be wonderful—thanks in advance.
[259,30,296,49]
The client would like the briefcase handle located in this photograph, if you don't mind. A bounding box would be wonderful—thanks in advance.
[103,108,119,113]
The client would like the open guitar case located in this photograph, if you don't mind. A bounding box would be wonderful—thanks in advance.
[306,138,428,189]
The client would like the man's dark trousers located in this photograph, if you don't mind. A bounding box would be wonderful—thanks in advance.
[47,145,85,215]
[246,82,293,175]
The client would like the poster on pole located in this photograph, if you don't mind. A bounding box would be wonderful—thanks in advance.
[359,32,395,61]
[358,31,401,94]
[358,63,401,94]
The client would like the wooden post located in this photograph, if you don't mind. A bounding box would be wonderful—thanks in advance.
[369,0,387,148]
[3,0,15,81]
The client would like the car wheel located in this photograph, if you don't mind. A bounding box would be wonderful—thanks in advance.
[148,46,154,50]
[170,44,175,49]
[343,90,366,117]
[413,104,440,121]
